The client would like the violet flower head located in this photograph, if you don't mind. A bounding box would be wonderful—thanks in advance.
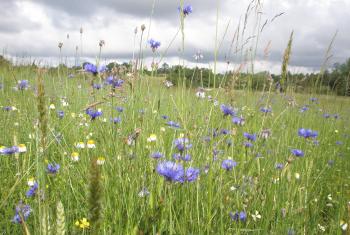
[298,128,318,138]
[150,152,164,159]
[244,132,257,142]
[17,80,29,90]
[156,161,184,183]
[148,39,161,52]
[173,138,192,152]
[291,149,304,157]
[221,159,237,171]
[26,182,38,198]
[0,146,19,155]
[220,104,236,116]
[12,202,31,224]
[178,5,193,16]
[232,116,245,126]
[185,167,200,182]
[47,163,60,174]
[229,211,247,222]
[86,108,103,120]
[167,121,180,128]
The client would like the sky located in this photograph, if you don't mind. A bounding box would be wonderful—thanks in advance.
[0,0,349,74]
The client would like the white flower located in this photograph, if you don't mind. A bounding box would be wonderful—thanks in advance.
[251,210,261,221]
[18,144,27,153]
[327,194,332,201]
[49,104,56,110]
[27,177,36,187]
[195,91,206,99]
[96,157,105,165]
[340,221,348,231]
[147,134,157,142]
[71,152,79,161]
[87,140,96,148]
[295,172,300,180]
[317,224,325,232]
[75,142,85,149]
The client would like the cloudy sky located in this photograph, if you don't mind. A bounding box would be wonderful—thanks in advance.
[0,0,349,74]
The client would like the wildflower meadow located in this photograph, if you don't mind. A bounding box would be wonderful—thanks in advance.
[0,1,349,234]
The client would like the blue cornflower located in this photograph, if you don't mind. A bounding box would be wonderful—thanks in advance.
[3,106,13,111]
[150,152,164,159]
[310,97,318,102]
[26,182,38,198]
[232,116,245,126]
[57,110,64,119]
[105,76,114,85]
[111,78,124,88]
[173,138,192,152]
[47,163,60,174]
[111,117,121,124]
[167,121,180,128]
[291,149,304,157]
[148,39,161,52]
[243,132,257,141]
[275,163,284,170]
[336,141,343,145]
[12,202,31,224]
[185,167,200,182]
[0,146,19,155]
[115,106,124,112]
[93,83,103,90]
[156,161,184,183]
[84,63,106,75]
[220,104,236,116]
[323,113,330,118]
[161,115,169,120]
[221,159,237,171]
[173,153,181,161]
[220,129,230,135]
[178,5,193,16]
[243,141,253,148]
[86,108,103,120]
[298,128,318,138]
[260,107,272,113]
[182,154,191,161]
[17,80,29,90]
[300,106,309,112]
[229,211,247,222]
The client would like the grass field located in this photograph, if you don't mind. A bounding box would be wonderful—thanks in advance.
[0,67,349,234]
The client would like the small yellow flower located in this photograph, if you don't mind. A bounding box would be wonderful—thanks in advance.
[147,134,157,142]
[71,152,79,162]
[75,218,90,229]
[71,113,76,118]
[179,133,185,138]
[96,156,105,165]
[87,140,96,148]
[334,130,339,134]
[49,104,56,110]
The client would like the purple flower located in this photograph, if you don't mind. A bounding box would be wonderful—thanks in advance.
[185,167,200,182]
[220,129,230,135]
[300,106,309,112]
[243,132,257,142]
[323,113,330,118]
[115,106,124,112]
[17,80,29,90]
[161,115,169,119]
[26,182,38,198]
[221,159,237,171]
[12,202,31,224]
[275,163,284,169]
[243,141,253,148]
[148,39,161,52]
[310,97,318,102]
[220,104,236,116]
[150,152,164,159]
[178,5,193,16]
[260,107,272,113]
[84,63,106,75]
[0,146,19,155]
[232,116,245,126]
[298,128,318,138]
[291,149,304,157]
[57,110,64,119]
[156,161,184,182]
[93,83,103,90]
[111,117,121,124]
[173,138,192,152]
[47,163,60,174]
[86,108,103,120]
[167,121,180,128]
[336,141,343,145]
[229,211,247,222]
[182,154,192,161]
[3,106,13,111]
